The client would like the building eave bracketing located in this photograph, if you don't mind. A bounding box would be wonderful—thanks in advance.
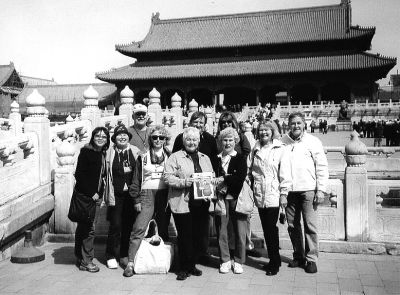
[96,53,396,82]
[115,3,375,55]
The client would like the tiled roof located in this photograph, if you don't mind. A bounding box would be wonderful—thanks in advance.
[116,3,374,54]
[0,63,15,86]
[17,83,117,114]
[96,53,396,82]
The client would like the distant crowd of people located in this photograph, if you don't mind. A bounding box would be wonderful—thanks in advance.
[352,119,400,146]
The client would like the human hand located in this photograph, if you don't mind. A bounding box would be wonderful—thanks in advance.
[211,177,224,186]
[134,203,142,212]
[279,194,287,208]
[185,178,194,187]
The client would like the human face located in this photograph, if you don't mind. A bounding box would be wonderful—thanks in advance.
[221,136,235,155]
[134,111,147,127]
[190,117,205,133]
[183,135,199,153]
[93,131,107,149]
[289,116,305,139]
[151,131,166,149]
[258,126,273,145]
[220,117,233,130]
[115,132,129,149]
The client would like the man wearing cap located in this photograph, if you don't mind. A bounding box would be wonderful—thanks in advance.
[280,112,329,274]
[128,104,151,153]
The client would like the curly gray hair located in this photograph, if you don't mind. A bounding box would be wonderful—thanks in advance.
[218,127,240,144]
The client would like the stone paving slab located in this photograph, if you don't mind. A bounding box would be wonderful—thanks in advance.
[0,242,399,295]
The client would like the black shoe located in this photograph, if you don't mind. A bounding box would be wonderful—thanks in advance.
[75,259,82,268]
[79,262,100,273]
[123,264,134,277]
[266,266,279,276]
[305,261,317,274]
[188,266,202,276]
[288,259,306,268]
[176,271,189,281]
[246,249,262,258]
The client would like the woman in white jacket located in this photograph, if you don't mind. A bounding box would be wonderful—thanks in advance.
[248,120,288,276]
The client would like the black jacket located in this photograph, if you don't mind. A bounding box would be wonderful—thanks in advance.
[217,153,247,199]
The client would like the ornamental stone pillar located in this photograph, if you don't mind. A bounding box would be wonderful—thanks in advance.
[344,131,369,241]
[81,85,101,128]
[119,86,134,127]
[171,92,183,134]
[23,89,51,185]
[188,99,198,114]
[204,106,213,134]
[148,87,162,125]
[53,141,76,234]
[9,101,22,135]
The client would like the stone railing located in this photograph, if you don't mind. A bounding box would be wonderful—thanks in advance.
[1,85,400,260]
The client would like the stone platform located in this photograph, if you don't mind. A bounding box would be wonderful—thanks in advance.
[0,241,399,295]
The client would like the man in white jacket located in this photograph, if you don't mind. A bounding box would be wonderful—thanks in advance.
[280,112,329,274]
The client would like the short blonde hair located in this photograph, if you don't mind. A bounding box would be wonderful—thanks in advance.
[218,127,240,144]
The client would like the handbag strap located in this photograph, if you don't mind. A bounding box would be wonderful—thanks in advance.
[144,219,159,238]
[97,153,106,193]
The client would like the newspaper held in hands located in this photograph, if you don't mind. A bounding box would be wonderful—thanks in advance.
[192,172,216,200]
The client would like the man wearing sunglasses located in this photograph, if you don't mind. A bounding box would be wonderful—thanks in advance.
[128,104,152,153]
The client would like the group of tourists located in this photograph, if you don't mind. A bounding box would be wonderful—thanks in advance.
[353,119,400,146]
[72,103,329,280]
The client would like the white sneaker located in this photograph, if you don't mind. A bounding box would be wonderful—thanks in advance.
[233,262,243,274]
[219,261,231,274]
[107,258,118,269]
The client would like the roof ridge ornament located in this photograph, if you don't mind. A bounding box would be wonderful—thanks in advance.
[152,12,160,24]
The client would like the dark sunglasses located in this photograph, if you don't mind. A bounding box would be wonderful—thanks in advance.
[135,112,146,117]
[221,120,232,124]
[151,135,166,140]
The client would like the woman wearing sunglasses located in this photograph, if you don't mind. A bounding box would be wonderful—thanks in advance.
[123,125,171,277]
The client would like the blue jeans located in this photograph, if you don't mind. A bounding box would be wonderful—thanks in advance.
[286,191,318,263]
[127,189,168,262]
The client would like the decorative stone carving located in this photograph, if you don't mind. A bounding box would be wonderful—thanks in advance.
[0,141,18,166]
[10,101,19,113]
[120,85,134,104]
[26,89,48,117]
[149,87,161,105]
[345,131,368,166]
[56,140,76,167]
[375,186,390,208]
[171,92,181,108]
[66,115,74,123]
[83,85,99,108]
[188,99,198,113]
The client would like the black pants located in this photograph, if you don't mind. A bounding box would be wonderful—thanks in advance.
[258,207,281,267]
[173,203,209,271]
[105,191,136,259]
[75,218,96,264]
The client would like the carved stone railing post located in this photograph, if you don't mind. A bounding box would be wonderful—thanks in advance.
[188,99,198,118]
[148,87,162,125]
[171,92,183,134]
[23,89,51,185]
[9,101,22,135]
[53,141,76,234]
[204,107,213,134]
[119,86,134,127]
[81,85,101,128]
[344,131,369,242]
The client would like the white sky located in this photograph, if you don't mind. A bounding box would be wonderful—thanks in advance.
[1,0,399,85]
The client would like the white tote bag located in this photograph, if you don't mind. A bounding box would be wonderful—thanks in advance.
[133,219,174,274]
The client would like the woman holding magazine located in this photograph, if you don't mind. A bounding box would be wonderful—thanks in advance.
[164,127,215,281]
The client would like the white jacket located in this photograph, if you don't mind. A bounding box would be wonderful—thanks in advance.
[280,132,329,193]
[248,139,289,208]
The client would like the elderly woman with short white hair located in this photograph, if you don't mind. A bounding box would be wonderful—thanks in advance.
[215,127,248,275]
[164,127,215,281]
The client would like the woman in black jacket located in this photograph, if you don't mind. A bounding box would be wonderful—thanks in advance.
[215,127,247,274]
[74,126,110,273]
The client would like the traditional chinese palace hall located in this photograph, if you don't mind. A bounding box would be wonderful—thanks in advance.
[96,0,396,108]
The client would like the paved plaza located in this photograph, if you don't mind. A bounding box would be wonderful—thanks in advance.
[0,242,399,295]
